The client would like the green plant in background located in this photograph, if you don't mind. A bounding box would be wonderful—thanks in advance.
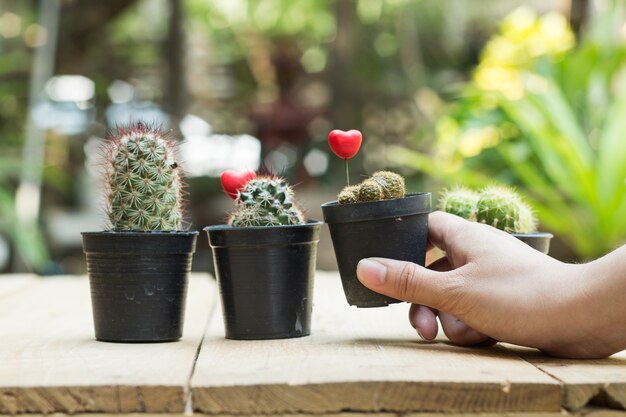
[106,122,184,231]
[0,157,48,271]
[228,176,305,227]
[338,171,406,204]
[441,186,536,234]
[392,4,626,260]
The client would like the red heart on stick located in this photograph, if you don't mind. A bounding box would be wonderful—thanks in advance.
[328,129,362,159]
[220,170,257,199]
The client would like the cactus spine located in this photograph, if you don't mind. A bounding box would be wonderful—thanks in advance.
[337,171,406,204]
[105,122,184,231]
[439,185,537,233]
[228,176,305,227]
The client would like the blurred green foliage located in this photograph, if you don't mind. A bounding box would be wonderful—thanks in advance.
[392,4,626,260]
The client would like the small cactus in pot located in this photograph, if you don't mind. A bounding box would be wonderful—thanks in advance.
[81,122,198,343]
[439,185,536,234]
[439,185,551,253]
[205,171,321,340]
[322,128,431,307]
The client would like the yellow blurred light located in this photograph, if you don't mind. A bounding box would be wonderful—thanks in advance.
[501,6,537,40]
[458,126,500,158]
[23,24,47,47]
[0,12,21,38]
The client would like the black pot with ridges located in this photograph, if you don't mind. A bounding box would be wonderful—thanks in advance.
[82,231,198,343]
[322,192,431,308]
[205,221,322,340]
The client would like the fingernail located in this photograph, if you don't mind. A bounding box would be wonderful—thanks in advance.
[417,327,425,339]
[356,259,386,286]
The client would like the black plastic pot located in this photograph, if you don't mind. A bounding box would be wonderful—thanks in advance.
[512,232,553,254]
[205,221,322,340]
[81,231,198,343]
[322,193,432,308]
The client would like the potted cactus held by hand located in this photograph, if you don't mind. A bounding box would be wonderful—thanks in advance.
[440,185,553,253]
[82,122,198,343]
[205,172,322,340]
[322,129,431,308]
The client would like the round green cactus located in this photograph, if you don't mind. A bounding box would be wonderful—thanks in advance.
[371,171,406,199]
[439,187,479,221]
[440,185,537,233]
[338,185,361,204]
[228,176,305,227]
[516,200,537,234]
[475,187,520,233]
[105,122,184,231]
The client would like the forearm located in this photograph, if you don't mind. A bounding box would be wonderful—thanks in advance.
[577,246,626,357]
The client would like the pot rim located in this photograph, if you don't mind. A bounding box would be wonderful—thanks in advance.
[81,230,199,236]
[205,220,322,248]
[510,232,554,239]
[204,219,322,232]
[321,192,431,224]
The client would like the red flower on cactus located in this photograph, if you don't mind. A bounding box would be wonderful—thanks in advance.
[328,129,362,159]
[220,170,257,200]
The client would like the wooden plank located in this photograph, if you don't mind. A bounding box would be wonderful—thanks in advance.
[11,411,622,417]
[0,273,216,414]
[516,347,626,411]
[191,271,561,414]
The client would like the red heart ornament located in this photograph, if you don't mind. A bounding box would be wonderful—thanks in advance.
[328,129,362,159]
[220,170,257,200]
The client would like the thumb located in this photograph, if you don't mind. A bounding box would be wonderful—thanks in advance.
[356,258,462,310]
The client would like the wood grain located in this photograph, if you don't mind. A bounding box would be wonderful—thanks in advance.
[515,347,626,411]
[0,274,216,414]
[191,271,561,414]
[14,410,625,417]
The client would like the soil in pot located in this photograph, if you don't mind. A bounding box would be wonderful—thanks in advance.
[205,220,321,340]
[322,193,431,308]
[82,231,198,343]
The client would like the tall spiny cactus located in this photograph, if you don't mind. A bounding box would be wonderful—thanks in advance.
[439,185,537,233]
[105,122,184,231]
[228,176,305,227]
[337,171,406,204]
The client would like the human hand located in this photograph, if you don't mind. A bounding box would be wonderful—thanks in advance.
[356,211,620,358]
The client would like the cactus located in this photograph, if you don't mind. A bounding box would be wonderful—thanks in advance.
[228,176,305,227]
[439,185,537,233]
[371,171,406,199]
[358,179,385,202]
[475,186,520,233]
[439,187,479,221]
[105,122,184,231]
[337,185,361,204]
[337,170,407,204]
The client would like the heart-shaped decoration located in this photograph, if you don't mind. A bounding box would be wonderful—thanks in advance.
[220,170,257,200]
[328,129,362,159]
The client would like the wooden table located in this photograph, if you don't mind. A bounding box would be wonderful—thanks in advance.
[0,273,624,416]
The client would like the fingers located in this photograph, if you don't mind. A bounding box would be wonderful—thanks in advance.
[356,257,463,310]
[427,211,470,253]
[409,304,438,340]
[438,311,494,346]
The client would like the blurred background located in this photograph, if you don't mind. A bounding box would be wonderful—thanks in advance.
[1,0,625,274]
